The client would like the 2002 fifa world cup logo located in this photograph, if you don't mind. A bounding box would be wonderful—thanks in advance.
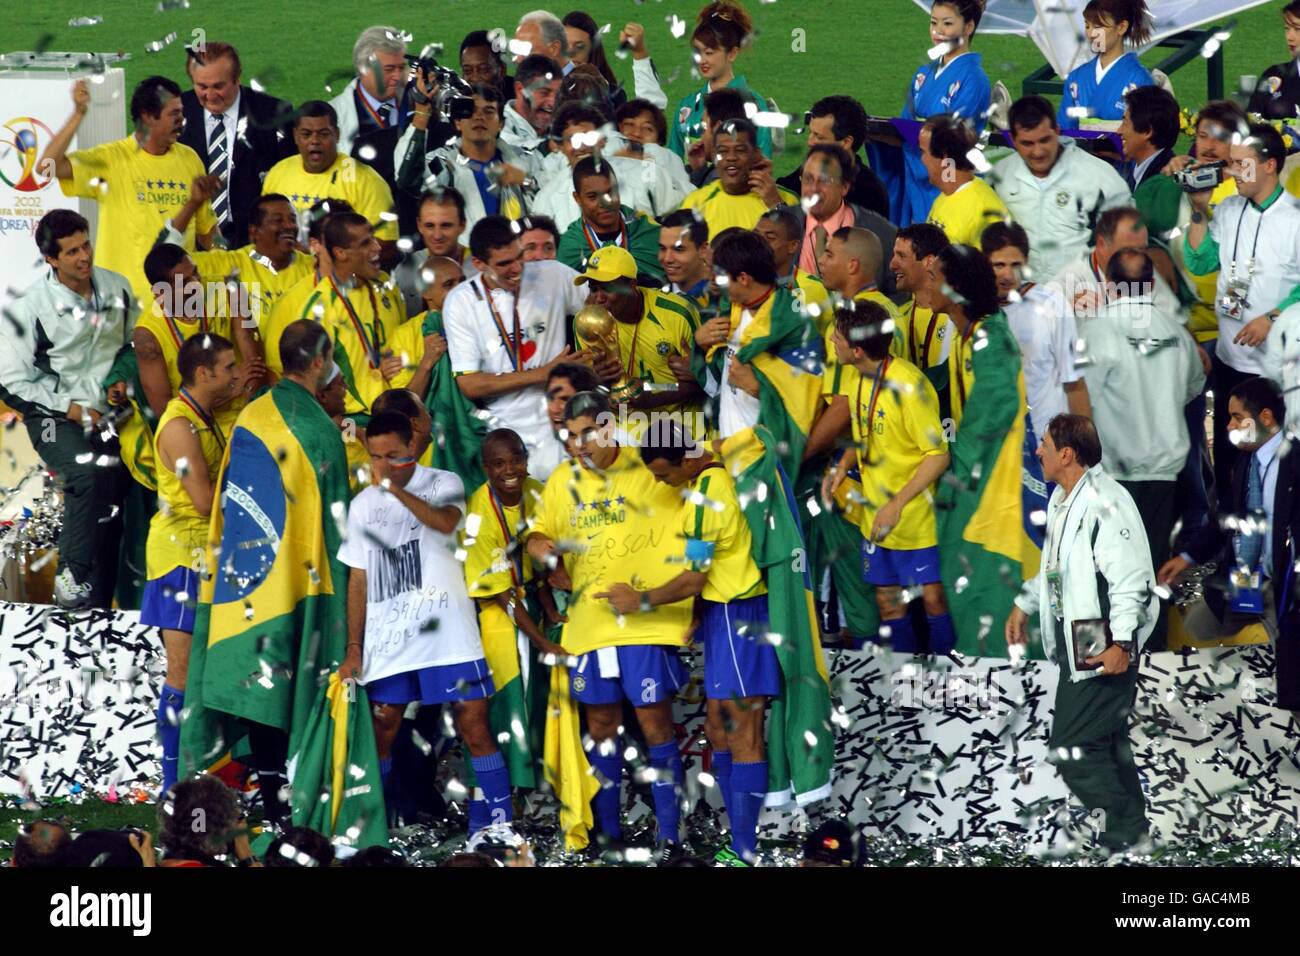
[1,117,56,192]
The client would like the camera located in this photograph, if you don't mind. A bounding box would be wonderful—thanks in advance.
[1173,160,1225,193]
[405,47,477,123]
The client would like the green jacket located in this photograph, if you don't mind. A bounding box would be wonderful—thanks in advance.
[557,206,664,283]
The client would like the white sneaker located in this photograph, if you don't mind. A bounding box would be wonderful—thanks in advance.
[54,567,93,609]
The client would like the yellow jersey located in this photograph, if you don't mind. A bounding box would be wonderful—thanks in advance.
[262,269,319,375]
[821,287,904,401]
[262,154,399,241]
[341,420,370,495]
[145,392,226,581]
[785,269,832,332]
[136,306,245,432]
[581,289,703,437]
[463,478,546,599]
[192,245,313,338]
[892,298,951,371]
[682,463,765,603]
[59,136,217,305]
[529,447,693,654]
[300,274,407,417]
[844,357,946,551]
[926,177,1007,247]
[678,182,799,239]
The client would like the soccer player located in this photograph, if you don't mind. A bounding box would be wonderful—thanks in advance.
[441,215,588,481]
[679,119,796,240]
[920,115,1007,247]
[983,222,1090,443]
[135,244,265,427]
[658,209,723,320]
[166,192,313,335]
[545,362,602,461]
[520,215,561,262]
[43,76,218,305]
[572,246,704,433]
[888,224,953,400]
[388,256,460,401]
[756,208,830,323]
[299,211,407,422]
[0,210,138,609]
[262,101,399,265]
[393,189,478,316]
[600,424,776,865]
[338,411,513,833]
[823,301,954,653]
[141,333,239,793]
[525,391,694,857]
[555,157,665,281]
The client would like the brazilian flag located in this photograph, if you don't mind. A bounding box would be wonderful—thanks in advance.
[180,379,387,847]
[558,205,664,284]
[722,426,835,806]
[416,310,487,493]
[939,310,1047,659]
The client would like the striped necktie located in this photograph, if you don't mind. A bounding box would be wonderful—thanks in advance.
[207,115,231,228]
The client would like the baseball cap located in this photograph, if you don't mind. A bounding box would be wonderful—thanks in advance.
[801,820,863,867]
[573,245,637,286]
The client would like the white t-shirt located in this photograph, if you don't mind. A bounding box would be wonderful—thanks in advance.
[336,465,484,684]
[1003,284,1082,444]
[717,310,762,438]
[441,260,589,480]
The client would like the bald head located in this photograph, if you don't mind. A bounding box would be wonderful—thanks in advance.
[421,255,466,313]
[821,226,883,296]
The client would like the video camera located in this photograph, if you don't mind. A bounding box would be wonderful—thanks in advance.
[1172,160,1226,193]
[405,46,476,123]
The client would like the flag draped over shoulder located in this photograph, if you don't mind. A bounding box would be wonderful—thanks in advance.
[721,426,834,807]
[939,311,1046,659]
[179,379,387,848]
[694,286,824,477]
[420,310,487,494]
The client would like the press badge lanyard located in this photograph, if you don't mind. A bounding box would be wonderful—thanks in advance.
[474,278,523,371]
[855,357,889,457]
[329,277,381,369]
[1227,200,1270,289]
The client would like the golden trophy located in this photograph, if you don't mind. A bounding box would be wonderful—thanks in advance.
[574,303,642,403]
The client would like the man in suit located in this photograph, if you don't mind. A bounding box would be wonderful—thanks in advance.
[1159,377,1300,710]
[181,42,295,248]
[328,25,412,187]
[1118,85,1182,243]
[777,95,889,220]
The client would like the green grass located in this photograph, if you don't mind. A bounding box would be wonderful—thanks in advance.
[10,0,1287,164]
[1,797,156,862]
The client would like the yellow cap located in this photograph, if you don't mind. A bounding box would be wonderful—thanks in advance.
[573,245,637,285]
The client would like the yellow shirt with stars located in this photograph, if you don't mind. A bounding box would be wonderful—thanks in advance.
[821,288,904,401]
[191,246,313,339]
[463,478,546,599]
[679,182,799,239]
[843,357,946,551]
[59,136,217,305]
[299,275,406,417]
[580,289,703,438]
[681,464,765,604]
[529,448,692,654]
[262,154,399,241]
[891,298,951,371]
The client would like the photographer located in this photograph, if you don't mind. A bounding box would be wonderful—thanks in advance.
[394,76,540,236]
[1183,122,1300,499]
[156,775,260,867]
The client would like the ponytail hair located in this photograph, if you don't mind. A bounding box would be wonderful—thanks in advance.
[692,1,754,51]
[1083,0,1154,48]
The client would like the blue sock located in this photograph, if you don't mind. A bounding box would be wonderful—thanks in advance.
[927,613,957,655]
[378,756,396,824]
[712,750,734,827]
[648,740,682,844]
[156,684,184,793]
[469,751,512,832]
[883,615,916,653]
[731,760,768,862]
[588,745,623,839]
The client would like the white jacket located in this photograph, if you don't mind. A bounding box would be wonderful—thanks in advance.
[992,138,1132,281]
[1014,465,1159,682]
[532,152,689,231]
[1081,295,1206,481]
[328,79,364,160]
[1263,302,1300,439]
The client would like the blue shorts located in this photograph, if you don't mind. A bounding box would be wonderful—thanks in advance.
[699,594,781,700]
[862,542,942,587]
[366,659,495,705]
[569,645,686,706]
[139,566,201,632]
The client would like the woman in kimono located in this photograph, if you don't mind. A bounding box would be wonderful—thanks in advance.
[866,0,991,228]
[1057,0,1155,131]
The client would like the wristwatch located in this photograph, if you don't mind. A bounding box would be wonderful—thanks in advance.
[638,591,653,614]
[1267,308,1282,323]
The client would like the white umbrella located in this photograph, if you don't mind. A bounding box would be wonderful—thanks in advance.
[910,0,1274,78]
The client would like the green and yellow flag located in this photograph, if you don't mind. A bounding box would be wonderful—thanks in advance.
[179,378,387,847]
[940,310,1047,659]
[721,426,835,806]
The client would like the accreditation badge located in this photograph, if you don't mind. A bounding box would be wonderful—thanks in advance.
[1228,568,1264,616]
[1047,569,1064,618]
